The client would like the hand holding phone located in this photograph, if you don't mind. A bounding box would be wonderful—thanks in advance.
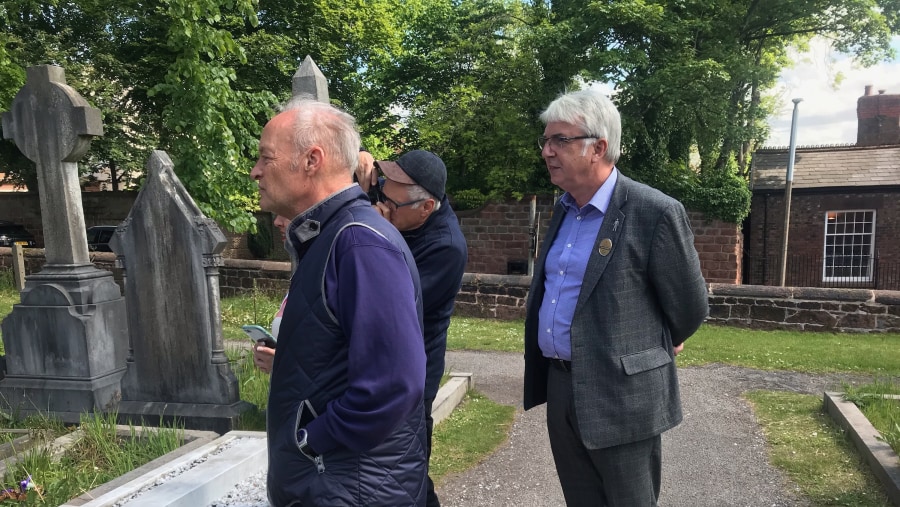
[243,325,277,348]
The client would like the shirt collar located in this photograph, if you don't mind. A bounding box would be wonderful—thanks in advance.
[559,167,618,215]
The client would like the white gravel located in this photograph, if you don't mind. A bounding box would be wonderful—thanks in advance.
[208,469,269,507]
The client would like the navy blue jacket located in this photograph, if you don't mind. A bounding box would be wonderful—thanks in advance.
[267,186,427,506]
[401,196,468,401]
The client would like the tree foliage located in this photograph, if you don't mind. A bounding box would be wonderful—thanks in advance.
[1,0,897,228]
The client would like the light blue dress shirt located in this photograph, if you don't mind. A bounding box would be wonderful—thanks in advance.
[538,169,618,361]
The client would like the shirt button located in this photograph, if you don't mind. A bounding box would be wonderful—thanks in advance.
[546,328,551,333]
[551,299,556,304]
[576,216,582,221]
[559,270,564,275]
[567,243,572,248]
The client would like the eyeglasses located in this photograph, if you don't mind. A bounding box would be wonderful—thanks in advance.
[375,186,425,209]
[537,135,598,150]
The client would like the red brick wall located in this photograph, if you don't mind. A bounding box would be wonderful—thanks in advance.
[689,212,742,284]
[857,92,900,146]
[458,197,741,282]
[456,196,555,275]
[747,190,900,288]
[0,193,744,283]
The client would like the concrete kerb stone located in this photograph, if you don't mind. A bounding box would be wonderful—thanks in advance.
[433,372,473,426]
[824,392,900,505]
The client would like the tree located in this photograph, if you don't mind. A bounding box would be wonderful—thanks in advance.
[526,0,898,222]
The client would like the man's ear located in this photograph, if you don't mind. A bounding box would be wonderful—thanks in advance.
[421,198,436,215]
[302,145,325,174]
[592,138,608,161]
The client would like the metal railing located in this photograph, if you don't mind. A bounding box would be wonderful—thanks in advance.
[743,254,900,290]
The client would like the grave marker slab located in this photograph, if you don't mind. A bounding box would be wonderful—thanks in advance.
[0,65,127,422]
[113,151,251,433]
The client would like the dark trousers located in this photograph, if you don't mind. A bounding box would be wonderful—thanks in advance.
[424,397,440,507]
[546,364,661,507]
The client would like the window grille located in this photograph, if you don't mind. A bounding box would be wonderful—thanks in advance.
[822,210,875,282]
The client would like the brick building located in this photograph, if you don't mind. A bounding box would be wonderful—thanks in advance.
[747,86,900,290]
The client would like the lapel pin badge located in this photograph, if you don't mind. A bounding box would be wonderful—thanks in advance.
[598,238,613,256]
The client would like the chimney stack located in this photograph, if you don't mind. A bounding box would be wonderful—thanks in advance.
[857,86,900,146]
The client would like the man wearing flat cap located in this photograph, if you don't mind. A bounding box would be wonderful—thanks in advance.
[361,150,468,507]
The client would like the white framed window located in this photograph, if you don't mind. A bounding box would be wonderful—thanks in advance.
[822,210,876,282]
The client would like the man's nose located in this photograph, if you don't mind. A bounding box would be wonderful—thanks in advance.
[250,162,262,180]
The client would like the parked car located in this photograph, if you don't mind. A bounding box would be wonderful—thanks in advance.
[0,221,36,247]
[87,225,117,252]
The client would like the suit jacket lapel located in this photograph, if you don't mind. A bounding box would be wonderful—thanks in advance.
[575,176,629,311]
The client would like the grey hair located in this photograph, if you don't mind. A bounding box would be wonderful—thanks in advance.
[407,184,441,212]
[280,97,361,176]
[540,89,621,164]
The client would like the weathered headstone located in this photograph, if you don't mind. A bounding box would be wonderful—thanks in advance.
[0,65,127,422]
[113,151,251,433]
[292,55,329,102]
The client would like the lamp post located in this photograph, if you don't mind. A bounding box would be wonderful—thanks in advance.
[779,98,803,287]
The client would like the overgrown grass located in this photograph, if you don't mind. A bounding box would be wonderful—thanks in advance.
[843,379,900,456]
[220,291,283,341]
[227,347,269,431]
[0,412,182,505]
[746,391,891,506]
[429,391,516,484]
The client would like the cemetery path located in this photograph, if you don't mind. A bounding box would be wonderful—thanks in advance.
[438,350,874,507]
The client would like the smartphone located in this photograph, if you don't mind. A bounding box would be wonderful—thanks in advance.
[242,325,277,348]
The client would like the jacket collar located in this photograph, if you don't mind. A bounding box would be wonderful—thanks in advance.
[285,185,368,262]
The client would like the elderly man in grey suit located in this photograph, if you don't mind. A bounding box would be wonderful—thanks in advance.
[523,89,709,506]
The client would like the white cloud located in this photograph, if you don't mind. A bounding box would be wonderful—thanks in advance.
[765,36,900,147]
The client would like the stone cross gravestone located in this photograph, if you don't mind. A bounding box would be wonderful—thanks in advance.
[0,65,127,422]
[113,151,251,433]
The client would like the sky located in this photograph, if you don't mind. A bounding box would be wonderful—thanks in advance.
[764,36,900,147]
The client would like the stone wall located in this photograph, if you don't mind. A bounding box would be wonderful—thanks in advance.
[454,273,531,320]
[4,250,897,332]
[707,284,900,333]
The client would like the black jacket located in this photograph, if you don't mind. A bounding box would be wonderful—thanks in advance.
[402,196,468,401]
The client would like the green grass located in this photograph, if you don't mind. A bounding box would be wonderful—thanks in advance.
[677,325,900,375]
[429,391,516,485]
[445,319,900,377]
[447,317,523,352]
[227,347,269,431]
[220,292,283,341]
[746,391,891,506]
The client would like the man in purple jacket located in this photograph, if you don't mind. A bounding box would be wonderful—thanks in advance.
[251,98,427,506]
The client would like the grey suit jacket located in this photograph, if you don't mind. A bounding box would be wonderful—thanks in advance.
[524,174,708,450]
